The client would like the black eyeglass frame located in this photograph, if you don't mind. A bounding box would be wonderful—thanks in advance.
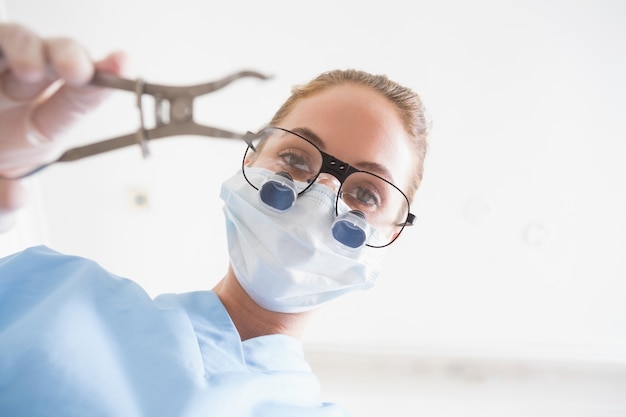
[242,126,416,248]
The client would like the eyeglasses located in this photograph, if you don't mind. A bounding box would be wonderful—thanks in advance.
[241,126,415,248]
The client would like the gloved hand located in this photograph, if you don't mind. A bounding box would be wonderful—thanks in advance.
[0,23,127,232]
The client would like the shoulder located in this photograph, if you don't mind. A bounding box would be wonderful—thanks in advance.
[0,245,137,288]
[2,245,108,278]
[0,245,151,328]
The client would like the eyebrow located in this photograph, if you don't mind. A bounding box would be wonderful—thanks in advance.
[291,126,396,183]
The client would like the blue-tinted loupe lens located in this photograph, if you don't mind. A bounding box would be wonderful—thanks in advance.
[331,210,369,249]
[259,172,297,212]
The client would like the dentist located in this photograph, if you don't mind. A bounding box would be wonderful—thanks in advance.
[0,22,429,417]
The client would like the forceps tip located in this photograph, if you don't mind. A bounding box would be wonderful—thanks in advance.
[236,70,273,81]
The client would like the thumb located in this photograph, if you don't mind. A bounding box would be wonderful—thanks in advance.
[30,51,129,142]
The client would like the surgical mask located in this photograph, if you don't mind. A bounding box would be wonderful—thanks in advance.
[220,168,387,313]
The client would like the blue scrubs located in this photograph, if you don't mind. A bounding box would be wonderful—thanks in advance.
[0,246,348,417]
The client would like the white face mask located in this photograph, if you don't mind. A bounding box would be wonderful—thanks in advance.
[220,168,387,313]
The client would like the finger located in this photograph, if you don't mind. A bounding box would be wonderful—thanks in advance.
[31,51,128,141]
[0,23,47,82]
[45,37,94,86]
[0,178,27,211]
[0,71,54,106]
[95,50,129,75]
[0,23,53,102]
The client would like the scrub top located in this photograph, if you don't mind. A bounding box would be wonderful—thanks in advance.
[0,246,348,417]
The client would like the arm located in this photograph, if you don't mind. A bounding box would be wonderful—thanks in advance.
[0,22,126,232]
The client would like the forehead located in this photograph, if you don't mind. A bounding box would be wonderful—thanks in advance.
[276,84,414,190]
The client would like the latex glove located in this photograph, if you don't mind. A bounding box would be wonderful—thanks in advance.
[0,23,127,232]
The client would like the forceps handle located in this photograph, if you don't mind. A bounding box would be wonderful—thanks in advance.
[90,70,271,97]
[0,69,270,180]
[90,71,139,92]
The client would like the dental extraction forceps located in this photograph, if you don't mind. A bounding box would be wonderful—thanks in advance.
[2,69,270,179]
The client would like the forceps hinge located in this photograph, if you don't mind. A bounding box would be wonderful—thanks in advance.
[89,69,271,158]
[134,77,150,158]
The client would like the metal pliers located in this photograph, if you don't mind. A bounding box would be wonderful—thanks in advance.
[3,69,270,179]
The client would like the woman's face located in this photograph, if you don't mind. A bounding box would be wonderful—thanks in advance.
[274,84,415,197]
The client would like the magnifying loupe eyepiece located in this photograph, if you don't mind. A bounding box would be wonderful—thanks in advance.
[331,210,370,249]
[259,171,297,212]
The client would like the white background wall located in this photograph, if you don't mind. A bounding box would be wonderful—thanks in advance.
[1,1,625,414]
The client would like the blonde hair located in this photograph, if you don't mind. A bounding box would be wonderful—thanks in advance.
[270,69,429,201]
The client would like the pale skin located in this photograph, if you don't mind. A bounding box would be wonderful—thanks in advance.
[0,23,414,340]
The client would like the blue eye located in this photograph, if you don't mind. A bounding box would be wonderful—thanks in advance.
[277,149,316,180]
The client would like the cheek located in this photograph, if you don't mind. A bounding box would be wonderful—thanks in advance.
[245,154,271,168]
